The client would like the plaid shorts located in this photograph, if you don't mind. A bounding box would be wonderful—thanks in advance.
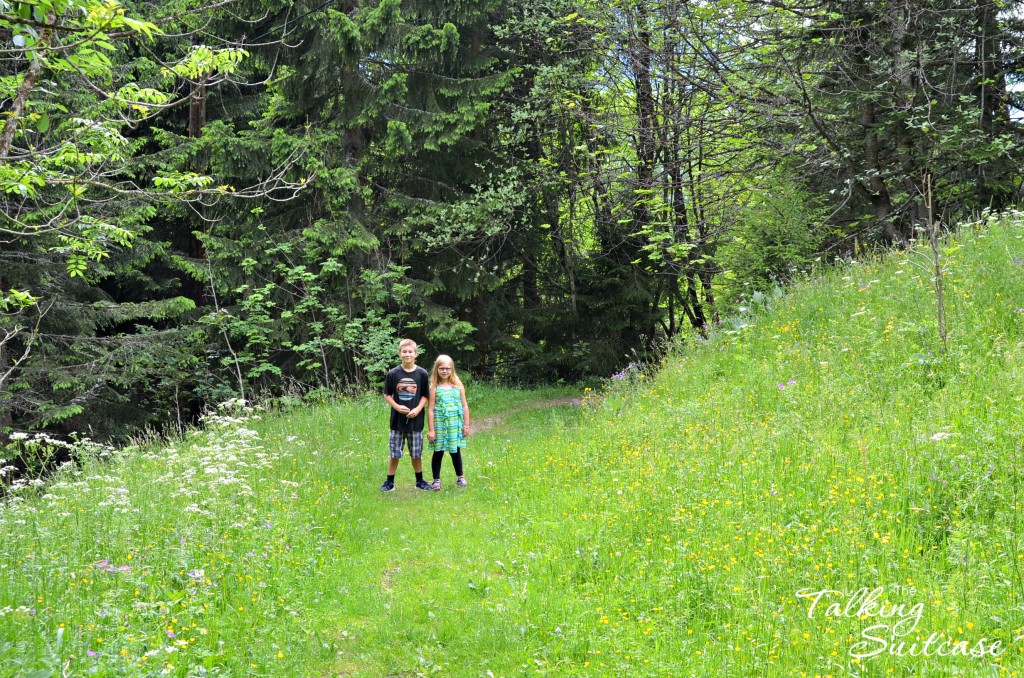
[389,430,423,459]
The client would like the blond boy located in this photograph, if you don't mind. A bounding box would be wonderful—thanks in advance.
[381,339,431,491]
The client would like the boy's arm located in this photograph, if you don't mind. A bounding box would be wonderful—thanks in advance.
[409,370,428,418]
[403,372,428,419]
[383,372,408,414]
[460,387,470,436]
[385,393,407,413]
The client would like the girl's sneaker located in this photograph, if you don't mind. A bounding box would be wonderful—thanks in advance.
[431,479,442,491]
[456,477,467,487]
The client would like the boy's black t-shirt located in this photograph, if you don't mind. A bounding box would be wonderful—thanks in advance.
[383,365,430,432]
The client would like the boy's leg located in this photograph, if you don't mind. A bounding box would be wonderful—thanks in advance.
[381,431,402,491]
[409,433,430,489]
[387,431,403,475]
[409,432,424,472]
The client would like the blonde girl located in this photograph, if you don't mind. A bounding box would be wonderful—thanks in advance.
[426,355,470,490]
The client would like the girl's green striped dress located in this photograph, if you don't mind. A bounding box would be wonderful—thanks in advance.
[432,385,465,453]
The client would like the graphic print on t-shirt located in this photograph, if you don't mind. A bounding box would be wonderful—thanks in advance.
[396,377,420,405]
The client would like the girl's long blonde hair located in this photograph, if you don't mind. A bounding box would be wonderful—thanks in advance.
[430,354,464,388]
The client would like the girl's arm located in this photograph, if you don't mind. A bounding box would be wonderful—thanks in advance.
[427,387,437,442]
[461,387,470,436]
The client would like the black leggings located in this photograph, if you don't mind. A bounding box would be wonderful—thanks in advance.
[431,448,463,479]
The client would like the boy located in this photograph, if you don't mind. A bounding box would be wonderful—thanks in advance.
[381,338,432,491]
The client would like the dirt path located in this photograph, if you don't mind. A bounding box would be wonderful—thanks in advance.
[472,395,583,434]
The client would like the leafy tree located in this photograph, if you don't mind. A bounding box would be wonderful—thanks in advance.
[756,0,1023,243]
[0,0,302,435]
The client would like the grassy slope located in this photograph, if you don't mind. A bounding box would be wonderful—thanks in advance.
[2,216,1024,677]
[519,216,1024,676]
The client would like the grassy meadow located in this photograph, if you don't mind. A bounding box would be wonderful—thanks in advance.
[3,214,1024,676]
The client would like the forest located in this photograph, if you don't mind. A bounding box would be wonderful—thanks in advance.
[1,0,1022,441]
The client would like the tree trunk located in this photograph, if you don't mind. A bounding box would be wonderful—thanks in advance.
[861,100,899,242]
[630,4,657,258]
[188,78,207,139]
[975,0,1011,209]
[183,52,210,308]
[550,187,577,321]
[471,291,489,377]
[0,338,9,431]
[0,14,56,161]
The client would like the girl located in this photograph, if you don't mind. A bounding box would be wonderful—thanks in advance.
[426,355,470,490]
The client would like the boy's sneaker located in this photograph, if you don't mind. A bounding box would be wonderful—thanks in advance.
[431,479,442,491]
[415,479,432,491]
[380,480,395,492]
[456,477,468,487]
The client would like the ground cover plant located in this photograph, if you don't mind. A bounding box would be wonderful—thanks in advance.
[2,214,1024,676]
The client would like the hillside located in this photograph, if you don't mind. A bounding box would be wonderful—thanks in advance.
[2,215,1024,676]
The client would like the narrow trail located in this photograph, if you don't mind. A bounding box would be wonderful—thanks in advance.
[471,395,583,434]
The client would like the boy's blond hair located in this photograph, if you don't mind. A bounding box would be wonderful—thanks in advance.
[398,338,418,351]
[430,355,464,388]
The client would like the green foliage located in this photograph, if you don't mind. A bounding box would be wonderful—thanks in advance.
[163,45,248,80]
[0,289,36,313]
[4,0,1023,445]
[718,177,827,305]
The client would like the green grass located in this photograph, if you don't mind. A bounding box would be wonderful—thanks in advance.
[3,214,1024,676]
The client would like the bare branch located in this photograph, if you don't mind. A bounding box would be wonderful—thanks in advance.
[0,300,49,393]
